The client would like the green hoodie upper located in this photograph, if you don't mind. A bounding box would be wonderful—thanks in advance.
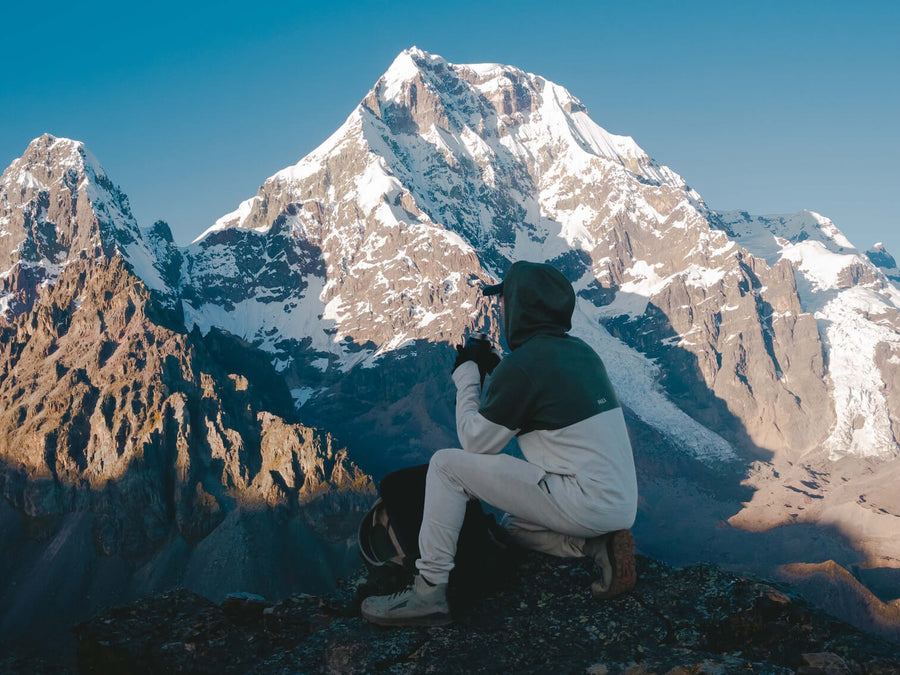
[450,261,637,530]
[481,261,620,433]
[501,261,575,350]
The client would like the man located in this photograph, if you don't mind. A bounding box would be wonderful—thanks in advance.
[361,261,638,627]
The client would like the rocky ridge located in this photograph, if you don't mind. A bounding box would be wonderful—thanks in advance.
[66,552,900,674]
[0,180,375,650]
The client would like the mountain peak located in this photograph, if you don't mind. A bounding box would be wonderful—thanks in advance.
[0,135,177,311]
[25,132,83,157]
[18,133,104,179]
[399,45,446,70]
[361,48,678,185]
[378,46,450,103]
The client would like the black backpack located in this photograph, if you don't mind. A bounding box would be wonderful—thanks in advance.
[358,464,515,609]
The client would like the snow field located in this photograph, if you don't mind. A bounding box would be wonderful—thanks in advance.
[573,296,737,463]
[816,287,900,460]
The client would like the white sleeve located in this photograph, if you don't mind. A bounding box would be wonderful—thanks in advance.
[451,361,518,454]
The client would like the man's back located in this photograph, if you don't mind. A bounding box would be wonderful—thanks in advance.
[480,332,637,529]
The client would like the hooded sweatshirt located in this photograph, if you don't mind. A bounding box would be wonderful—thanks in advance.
[451,261,637,531]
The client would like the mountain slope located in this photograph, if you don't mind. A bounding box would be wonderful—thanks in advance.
[0,141,375,651]
[188,48,899,465]
[184,47,900,567]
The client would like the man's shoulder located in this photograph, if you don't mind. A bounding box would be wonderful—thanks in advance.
[491,349,531,380]
[508,334,608,388]
[521,334,602,360]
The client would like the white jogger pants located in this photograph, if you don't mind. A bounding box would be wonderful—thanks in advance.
[416,447,612,584]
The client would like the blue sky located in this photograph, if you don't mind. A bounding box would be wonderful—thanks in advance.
[2,1,898,256]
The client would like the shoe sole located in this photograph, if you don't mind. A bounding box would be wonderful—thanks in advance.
[360,608,453,628]
[591,529,636,600]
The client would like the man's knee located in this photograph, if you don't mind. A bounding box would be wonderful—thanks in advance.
[427,448,472,491]
[428,447,464,473]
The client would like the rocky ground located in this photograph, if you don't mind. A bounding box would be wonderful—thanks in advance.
[5,551,899,674]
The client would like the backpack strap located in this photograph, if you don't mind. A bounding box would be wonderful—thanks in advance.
[358,498,406,567]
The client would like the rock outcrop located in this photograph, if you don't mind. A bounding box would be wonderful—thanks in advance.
[0,255,372,551]
[782,559,900,643]
[65,553,900,674]
[0,253,374,653]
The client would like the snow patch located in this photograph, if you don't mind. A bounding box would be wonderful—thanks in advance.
[597,261,668,318]
[683,264,725,288]
[717,209,858,266]
[203,196,261,239]
[381,50,421,101]
[356,159,402,214]
[119,238,168,292]
[818,287,900,460]
[291,387,317,408]
[781,240,864,292]
[572,297,736,463]
[184,273,344,360]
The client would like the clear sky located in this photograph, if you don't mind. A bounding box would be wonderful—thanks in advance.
[2,1,898,256]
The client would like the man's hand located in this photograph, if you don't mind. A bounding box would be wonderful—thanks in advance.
[452,341,501,386]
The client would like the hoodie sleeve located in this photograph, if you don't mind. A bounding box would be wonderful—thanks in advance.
[451,361,518,454]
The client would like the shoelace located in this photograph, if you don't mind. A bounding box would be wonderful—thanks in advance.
[385,584,414,601]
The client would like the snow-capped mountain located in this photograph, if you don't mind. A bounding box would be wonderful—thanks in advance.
[3,47,900,642]
[0,136,374,646]
[184,49,898,461]
[179,47,900,566]
[0,134,180,321]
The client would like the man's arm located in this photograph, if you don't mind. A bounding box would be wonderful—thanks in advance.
[451,361,517,454]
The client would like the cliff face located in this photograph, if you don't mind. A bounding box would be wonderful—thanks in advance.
[0,254,372,550]
[0,253,374,649]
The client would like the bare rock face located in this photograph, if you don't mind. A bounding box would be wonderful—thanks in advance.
[0,134,108,272]
[0,255,373,553]
[0,253,374,650]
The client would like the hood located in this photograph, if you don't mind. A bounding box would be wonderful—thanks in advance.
[500,262,575,349]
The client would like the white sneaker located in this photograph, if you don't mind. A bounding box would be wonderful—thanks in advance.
[360,575,452,627]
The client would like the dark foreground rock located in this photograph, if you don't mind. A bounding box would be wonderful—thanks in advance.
[66,553,900,674]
